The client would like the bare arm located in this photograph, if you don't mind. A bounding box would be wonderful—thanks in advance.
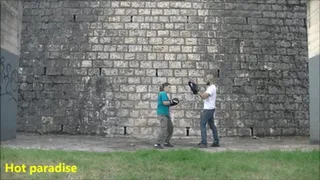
[162,100,171,106]
[197,91,210,99]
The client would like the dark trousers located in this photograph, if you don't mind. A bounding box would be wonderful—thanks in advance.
[200,109,219,145]
[156,115,173,144]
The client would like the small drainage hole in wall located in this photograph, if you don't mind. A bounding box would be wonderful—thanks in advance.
[124,126,127,135]
[186,127,190,136]
[61,125,64,131]
[250,127,253,136]
[156,68,158,77]
[73,15,76,22]
[99,68,102,75]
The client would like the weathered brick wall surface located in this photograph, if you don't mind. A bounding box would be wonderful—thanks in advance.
[18,0,309,138]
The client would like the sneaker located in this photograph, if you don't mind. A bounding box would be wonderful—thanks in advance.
[154,144,164,149]
[164,142,174,147]
[210,143,220,147]
[196,143,207,148]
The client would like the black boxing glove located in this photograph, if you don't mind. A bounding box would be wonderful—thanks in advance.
[170,98,180,106]
[188,80,200,94]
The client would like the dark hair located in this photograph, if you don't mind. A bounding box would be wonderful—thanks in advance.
[159,82,171,91]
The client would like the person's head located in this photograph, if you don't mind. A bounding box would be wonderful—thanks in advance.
[204,74,215,85]
[159,82,171,93]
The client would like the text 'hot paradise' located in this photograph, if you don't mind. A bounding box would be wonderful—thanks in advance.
[4,163,77,175]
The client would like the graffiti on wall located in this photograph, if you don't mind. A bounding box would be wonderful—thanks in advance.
[0,56,19,103]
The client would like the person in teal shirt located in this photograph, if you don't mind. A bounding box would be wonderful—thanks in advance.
[154,82,179,149]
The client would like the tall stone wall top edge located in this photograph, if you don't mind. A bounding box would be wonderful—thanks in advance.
[22,0,309,7]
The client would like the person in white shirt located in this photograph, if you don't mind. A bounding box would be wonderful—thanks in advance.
[196,74,220,148]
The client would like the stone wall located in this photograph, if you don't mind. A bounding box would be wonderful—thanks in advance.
[18,0,309,138]
[1,0,23,140]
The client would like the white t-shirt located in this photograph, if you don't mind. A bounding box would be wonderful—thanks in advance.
[203,84,216,110]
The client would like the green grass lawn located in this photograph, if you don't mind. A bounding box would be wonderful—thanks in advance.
[1,147,319,180]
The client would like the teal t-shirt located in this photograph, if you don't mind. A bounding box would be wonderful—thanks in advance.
[157,91,169,116]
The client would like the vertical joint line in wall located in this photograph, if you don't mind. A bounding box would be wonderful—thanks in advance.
[304,19,307,28]
[44,67,47,75]
[246,17,248,24]
[156,68,158,77]
[99,68,102,76]
[73,15,76,22]
[130,16,133,22]
[217,69,220,78]
[187,16,189,23]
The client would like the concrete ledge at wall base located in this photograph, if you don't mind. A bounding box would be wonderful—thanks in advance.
[17,125,312,137]
[44,131,309,140]
[310,139,320,145]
